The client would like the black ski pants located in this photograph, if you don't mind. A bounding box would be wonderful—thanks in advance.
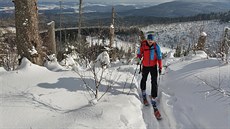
[140,65,158,98]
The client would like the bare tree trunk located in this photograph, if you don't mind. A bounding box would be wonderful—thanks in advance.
[222,28,230,63]
[109,7,115,48]
[59,1,62,44]
[13,0,44,65]
[47,21,56,55]
[78,0,83,39]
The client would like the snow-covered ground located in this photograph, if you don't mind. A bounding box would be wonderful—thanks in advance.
[0,57,145,129]
[142,20,230,55]
[158,51,230,129]
[1,49,230,129]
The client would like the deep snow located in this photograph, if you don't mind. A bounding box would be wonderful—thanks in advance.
[0,50,230,129]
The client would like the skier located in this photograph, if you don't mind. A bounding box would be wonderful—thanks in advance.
[137,32,162,119]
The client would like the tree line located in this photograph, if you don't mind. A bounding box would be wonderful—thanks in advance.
[36,10,230,28]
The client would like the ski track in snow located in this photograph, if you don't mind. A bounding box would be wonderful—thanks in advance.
[136,65,201,129]
[137,74,174,129]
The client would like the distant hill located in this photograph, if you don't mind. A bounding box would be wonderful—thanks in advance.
[0,1,13,7]
[1,1,230,27]
[119,1,230,17]
[1,1,230,18]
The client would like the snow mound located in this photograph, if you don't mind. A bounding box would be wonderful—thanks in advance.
[0,67,6,72]
[16,58,34,69]
[161,46,172,53]
[44,60,66,72]
[167,50,175,59]
[185,50,208,60]
[164,50,180,67]
[60,55,76,67]
[94,51,110,68]
[96,51,110,65]
[16,58,47,72]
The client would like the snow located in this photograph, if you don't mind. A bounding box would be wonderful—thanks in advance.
[23,19,29,26]
[44,59,66,72]
[1,49,230,129]
[47,21,54,26]
[225,27,230,31]
[86,36,134,52]
[0,56,145,129]
[201,32,207,37]
[95,51,110,67]
[0,27,16,34]
[159,54,230,129]
[142,20,230,55]
[110,24,114,29]
[29,46,38,56]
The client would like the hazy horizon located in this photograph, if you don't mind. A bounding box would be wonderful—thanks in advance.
[1,0,229,4]
[37,0,229,3]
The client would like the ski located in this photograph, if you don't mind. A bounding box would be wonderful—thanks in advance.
[149,95,162,120]
[153,108,162,120]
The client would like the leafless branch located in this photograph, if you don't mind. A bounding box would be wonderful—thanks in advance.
[73,70,95,98]
[98,73,122,101]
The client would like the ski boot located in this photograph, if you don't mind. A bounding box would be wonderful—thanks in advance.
[142,91,149,106]
[152,99,162,120]
[143,98,149,106]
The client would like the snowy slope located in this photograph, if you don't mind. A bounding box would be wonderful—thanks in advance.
[0,58,145,129]
[158,51,230,129]
[135,50,230,129]
[1,51,230,129]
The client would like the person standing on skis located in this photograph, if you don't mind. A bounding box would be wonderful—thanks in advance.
[137,33,162,118]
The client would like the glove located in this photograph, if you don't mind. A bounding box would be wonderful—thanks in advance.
[137,58,141,65]
[159,68,162,75]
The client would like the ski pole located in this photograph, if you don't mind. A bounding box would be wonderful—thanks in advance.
[159,73,161,81]
[128,64,139,95]
[139,64,142,74]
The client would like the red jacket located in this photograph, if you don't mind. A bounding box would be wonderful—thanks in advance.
[137,40,162,69]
